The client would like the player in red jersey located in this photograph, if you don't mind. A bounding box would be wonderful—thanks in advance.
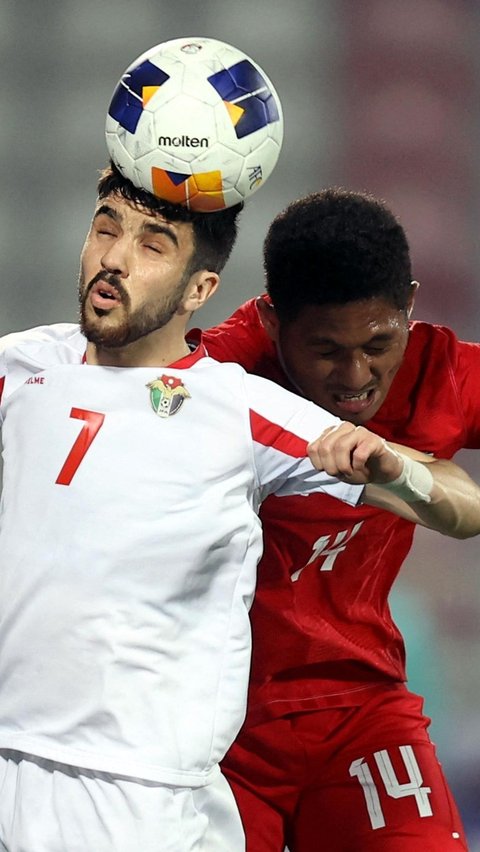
[193,188,480,850]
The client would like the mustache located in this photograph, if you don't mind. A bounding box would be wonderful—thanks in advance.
[86,271,128,302]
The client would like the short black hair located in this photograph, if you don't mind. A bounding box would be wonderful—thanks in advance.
[97,162,243,274]
[264,188,413,321]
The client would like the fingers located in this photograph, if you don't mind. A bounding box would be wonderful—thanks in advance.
[307,422,364,479]
[307,422,399,484]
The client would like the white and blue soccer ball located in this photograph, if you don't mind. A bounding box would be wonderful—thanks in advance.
[105,37,284,212]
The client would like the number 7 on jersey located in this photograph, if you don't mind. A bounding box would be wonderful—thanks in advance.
[56,408,105,486]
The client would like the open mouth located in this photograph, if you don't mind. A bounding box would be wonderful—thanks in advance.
[89,280,122,311]
[333,388,377,413]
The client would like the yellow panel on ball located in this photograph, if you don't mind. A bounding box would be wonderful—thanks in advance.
[190,169,225,211]
[223,100,245,128]
[142,85,161,107]
[151,166,225,211]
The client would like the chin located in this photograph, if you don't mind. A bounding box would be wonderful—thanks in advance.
[81,317,129,349]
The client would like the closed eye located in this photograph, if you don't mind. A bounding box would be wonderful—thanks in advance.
[144,242,163,254]
[364,345,390,355]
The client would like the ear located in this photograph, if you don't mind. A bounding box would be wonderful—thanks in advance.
[407,280,419,318]
[183,271,220,313]
[256,296,280,342]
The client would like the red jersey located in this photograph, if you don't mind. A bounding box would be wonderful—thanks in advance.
[193,297,480,724]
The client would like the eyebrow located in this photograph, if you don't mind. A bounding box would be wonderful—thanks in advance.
[93,204,121,223]
[93,204,179,248]
[142,222,179,248]
[308,332,395,346]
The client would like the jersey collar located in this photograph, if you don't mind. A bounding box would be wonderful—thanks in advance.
[81,335,208,368]
[170,336,208,368]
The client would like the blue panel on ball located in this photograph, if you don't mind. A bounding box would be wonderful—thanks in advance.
[108,60,170,133]
[208,59,279,139]
[166,170,189,187]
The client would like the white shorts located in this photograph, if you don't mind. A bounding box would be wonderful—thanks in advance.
[0,749,245,852]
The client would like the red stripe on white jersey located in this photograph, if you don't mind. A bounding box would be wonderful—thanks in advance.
[0,376,4,404]
[250,409,308,458]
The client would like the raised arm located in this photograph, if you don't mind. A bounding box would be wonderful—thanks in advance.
[307,422,480,540]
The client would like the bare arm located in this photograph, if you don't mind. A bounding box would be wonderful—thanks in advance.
[307,423,480,540]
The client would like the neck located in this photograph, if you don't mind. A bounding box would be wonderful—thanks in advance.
[276,343,306,398]
[85,328,191,368]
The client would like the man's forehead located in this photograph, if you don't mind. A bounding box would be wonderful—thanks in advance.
[95,194,191,231]
[292,298,407,339]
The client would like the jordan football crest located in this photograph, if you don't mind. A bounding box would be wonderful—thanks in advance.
[147,375,191,418]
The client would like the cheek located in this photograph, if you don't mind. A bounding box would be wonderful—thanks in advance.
[80,241,99,275]
[291,358,331,389]
[382,350,405,381]
[127,271,153,301]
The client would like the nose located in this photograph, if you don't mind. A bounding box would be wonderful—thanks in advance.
[334,352,374,390]
[100,237,129,278]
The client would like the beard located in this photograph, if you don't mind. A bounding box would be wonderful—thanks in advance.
[78,270,189,349]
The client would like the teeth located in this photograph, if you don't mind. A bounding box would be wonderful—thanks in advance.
[338,391,370,401]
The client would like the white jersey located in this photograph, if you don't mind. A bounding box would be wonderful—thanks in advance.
[0,324,361,787]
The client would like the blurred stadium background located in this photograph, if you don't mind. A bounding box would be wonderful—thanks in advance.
[1,0,479,844]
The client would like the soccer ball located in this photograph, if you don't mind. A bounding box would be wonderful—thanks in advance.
[105,37,284,212]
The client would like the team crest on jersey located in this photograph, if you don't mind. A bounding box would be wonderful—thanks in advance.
[146,374,191,418]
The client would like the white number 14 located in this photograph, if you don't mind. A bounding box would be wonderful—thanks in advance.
[350,745,433,830]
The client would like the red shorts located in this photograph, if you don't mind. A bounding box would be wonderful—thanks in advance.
[222,685,467,851]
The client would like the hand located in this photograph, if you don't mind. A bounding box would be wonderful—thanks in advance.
[307,422,404,485]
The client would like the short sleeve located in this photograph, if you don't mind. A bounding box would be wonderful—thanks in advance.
[244,372,363,506]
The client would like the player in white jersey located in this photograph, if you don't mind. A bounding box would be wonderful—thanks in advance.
[0,164,479,852]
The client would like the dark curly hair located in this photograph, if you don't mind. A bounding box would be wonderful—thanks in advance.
[97,161,243,275]
[264,188,413,321]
